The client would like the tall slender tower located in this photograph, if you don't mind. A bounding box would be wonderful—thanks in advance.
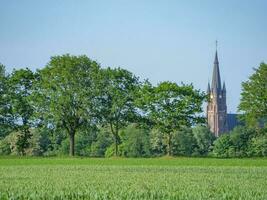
[207,43,228,137]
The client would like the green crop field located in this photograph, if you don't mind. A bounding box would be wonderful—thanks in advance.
[0,157,267,200]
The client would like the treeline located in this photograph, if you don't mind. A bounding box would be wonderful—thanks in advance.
[0,55,266,157]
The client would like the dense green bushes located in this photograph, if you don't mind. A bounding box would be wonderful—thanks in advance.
[213,126,267,158]
[0,124,214,157]
[2,124,266,158]
[0,122,266,158]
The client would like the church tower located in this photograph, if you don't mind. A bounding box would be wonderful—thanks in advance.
[207,43,228,137]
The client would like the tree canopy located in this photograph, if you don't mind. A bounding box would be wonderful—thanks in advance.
[98,67,140,156]
[140,81,206,155]
[35,54,101,156]
[239,62,267,127]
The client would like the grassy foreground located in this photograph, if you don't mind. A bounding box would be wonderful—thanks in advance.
[0,157,267,200]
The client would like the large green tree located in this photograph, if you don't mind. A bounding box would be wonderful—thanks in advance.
[98,67,140,156]
[9,68,36,155]
[239,63,267,127]
[140,81,206,156]
[35,55,101,156]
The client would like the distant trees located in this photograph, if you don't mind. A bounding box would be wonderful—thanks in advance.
[1,55,267,158]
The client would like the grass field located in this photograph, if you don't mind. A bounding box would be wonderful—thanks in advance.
[0,157,267,200]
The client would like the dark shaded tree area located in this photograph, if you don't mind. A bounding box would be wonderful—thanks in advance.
[0,58,266,158]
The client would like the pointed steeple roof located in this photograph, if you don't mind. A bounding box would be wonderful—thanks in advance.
[222,81,226,91]
[207,82,211,94]
[211,49,222,94]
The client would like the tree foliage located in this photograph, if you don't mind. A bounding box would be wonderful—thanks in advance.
[0,54,222,158]
[0,64,13,138]
[35,54,101,156]
[192,125,215,156]
[120,124,150,157]
[8,68,36,155]
[239,63,267,127]
[98,67,140,156]
[172,127,197,156]
[140,81,206,155]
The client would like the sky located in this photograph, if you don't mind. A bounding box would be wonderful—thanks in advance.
[1,0,267,113]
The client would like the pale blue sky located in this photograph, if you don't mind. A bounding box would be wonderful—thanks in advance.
[1,0,267,113]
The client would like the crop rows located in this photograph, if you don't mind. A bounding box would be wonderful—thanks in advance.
[0,159,267,199]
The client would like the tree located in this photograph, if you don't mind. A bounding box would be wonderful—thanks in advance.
[120,123,150,157]
[90,128,113,157]
[149,128,166,156]
[239,63,267,127]
[229,126,254,157]
[9,68,36,155]
[98,67,140,156]
[35,54,101,156]
[172,127,197,156]
[141,81,206,156]
[192,125,215,156]
[57,130,97,156]
[0,64,12,138]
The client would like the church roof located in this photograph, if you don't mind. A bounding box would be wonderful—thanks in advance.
[227,114,243,131]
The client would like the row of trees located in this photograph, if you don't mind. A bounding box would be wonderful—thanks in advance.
[0,55,266,157]
[0,54,206,156]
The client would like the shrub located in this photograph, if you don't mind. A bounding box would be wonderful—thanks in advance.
[212,134,232,158]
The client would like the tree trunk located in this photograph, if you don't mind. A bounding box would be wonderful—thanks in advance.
[115,134,118,156]
[110,123,119,157]
[69,131,75,156]
[167,133,172,156]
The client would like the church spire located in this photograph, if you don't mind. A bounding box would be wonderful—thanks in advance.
[207,82,211,94]
[223,81,226,92]
[211,41,221,94]
[207,41,228,137]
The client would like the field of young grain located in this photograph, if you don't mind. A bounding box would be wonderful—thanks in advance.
[0,157,267,200]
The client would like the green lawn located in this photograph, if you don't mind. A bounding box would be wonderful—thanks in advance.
[0,157,267,200]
